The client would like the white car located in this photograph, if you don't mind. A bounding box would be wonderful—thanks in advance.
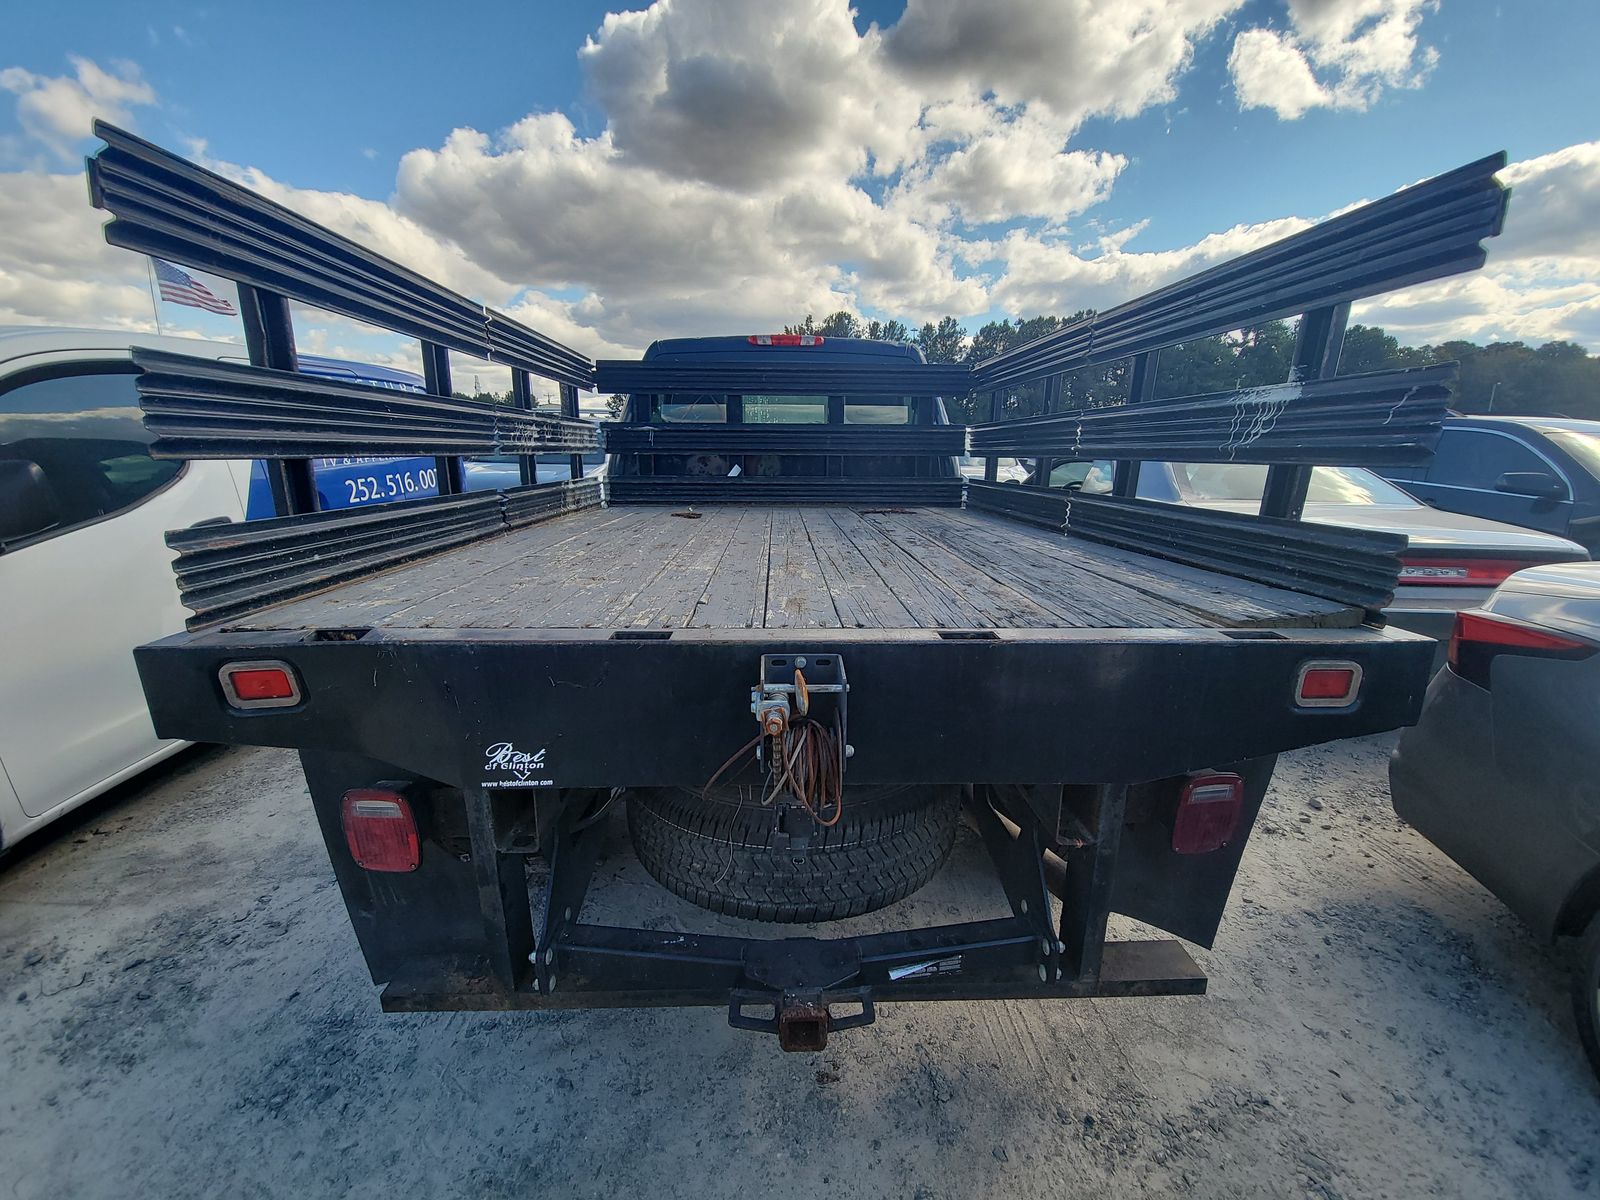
[1039,458,1589,657]
[0,326,436,849]
[957,454,1028,483]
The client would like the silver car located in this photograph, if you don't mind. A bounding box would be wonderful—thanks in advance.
[1041,460,1588,652]
[1389,562,1600,1078]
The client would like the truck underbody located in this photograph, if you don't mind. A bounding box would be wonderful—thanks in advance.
[135,495,1430,1047]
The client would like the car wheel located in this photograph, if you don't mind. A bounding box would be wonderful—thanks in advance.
[1575,909,1600,1081]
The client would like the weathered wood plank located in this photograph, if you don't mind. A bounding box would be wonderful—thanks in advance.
[228,501,1361,633]
[910,508,1231,629]
[800,508,919,629]
[687,507,773,628]
[764,508,842,628]
[609,508,745,628]
[858,509,1065,628]
[825,508,990,629]
[251,505,632,628]
[944,508,1356,628]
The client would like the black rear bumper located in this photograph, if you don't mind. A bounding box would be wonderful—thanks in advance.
[136,622,1434,790]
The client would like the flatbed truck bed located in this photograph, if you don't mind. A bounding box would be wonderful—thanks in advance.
[235,503,1360,634]
[85,123,1513,1049]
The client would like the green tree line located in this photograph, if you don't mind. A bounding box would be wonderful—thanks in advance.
[787,309,1600,425]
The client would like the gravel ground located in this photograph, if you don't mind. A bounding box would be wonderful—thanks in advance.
[1,735,1596,1199]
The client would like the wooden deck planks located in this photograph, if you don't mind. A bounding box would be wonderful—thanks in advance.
[223,502,1364,633]
[763,508,843,628]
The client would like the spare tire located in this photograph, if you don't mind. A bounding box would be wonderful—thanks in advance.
[627,784,958,923]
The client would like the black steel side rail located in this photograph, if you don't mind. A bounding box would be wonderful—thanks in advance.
[87,121,594,387]
[134,349,598,459]
[964,483,1407,611]
[973,154,1507,390]
[605,476,963,505]
[601,423,965,456]
[594,360,973,395]
[967,363,1455,466]
[165,479,599,626]
[504,476,601,527]
[965,481,1072,531]
[1065,492,1407,613]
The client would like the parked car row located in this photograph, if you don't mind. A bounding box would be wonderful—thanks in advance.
[1382,416,1600,555]
[1028,457,1590,655]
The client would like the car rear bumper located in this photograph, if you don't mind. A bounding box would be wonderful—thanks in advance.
[1384,586,1493,671]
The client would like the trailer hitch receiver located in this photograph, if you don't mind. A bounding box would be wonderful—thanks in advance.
[728,988,876,1051]
[777,999,831,1052]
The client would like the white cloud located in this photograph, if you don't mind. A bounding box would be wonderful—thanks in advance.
[1352,142,1600,347]
[0,171,152,329]
[0,57,156,161]
[1229,0,1438,119]
[1228,28,1333,119]
[989,213,1314,318]
[891,110,1127,225]
[581,0,920,190]
[882,0,1242,124]
[1,19,1592,369]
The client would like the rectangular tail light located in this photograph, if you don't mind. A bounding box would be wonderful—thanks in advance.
[1398,556,1532,587]
[1172,773,1245,854]
[341,788,420,872]
[1447,610,1595,689]
[218,660,301,709]
[747,333,824,346]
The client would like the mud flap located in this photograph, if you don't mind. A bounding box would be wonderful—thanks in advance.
[1108,755,1277,949]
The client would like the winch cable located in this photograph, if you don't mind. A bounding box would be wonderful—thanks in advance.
[703,667,845,824]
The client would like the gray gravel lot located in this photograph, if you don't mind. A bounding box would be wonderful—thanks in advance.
[2,734,1596,1199]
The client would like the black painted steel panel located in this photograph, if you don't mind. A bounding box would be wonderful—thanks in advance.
[605,476,963,505]
[135,349,598,458]
[594,360,972,395]
[88,122,593,387]
[601,423,964,455]
[973,155,1508,390]
[968,363,1455,466]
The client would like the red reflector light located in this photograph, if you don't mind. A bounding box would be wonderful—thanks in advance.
[341,789,420,872]
[1397,557,1530,587]
[218,660,301,709]
[747,333,824,346]
[1294,660,1361,707]
[1447,609,1595,689]
[1172,773,1245,854]
[230,669,294,700]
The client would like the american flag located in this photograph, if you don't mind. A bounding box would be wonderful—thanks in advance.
[152,258,237,315]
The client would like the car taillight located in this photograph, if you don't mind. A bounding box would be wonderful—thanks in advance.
[1294,660,1362,708]
[1172,773,1245,854]
[747,333,824,346]
[1397,556,1531,587]
[341,789,420,872]
[1447,610,1595,689]
[218,660,301,709]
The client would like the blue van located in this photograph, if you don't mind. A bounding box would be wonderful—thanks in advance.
[243,354,441,518]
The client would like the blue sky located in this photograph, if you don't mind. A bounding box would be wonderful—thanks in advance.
[2,0,1598,369]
